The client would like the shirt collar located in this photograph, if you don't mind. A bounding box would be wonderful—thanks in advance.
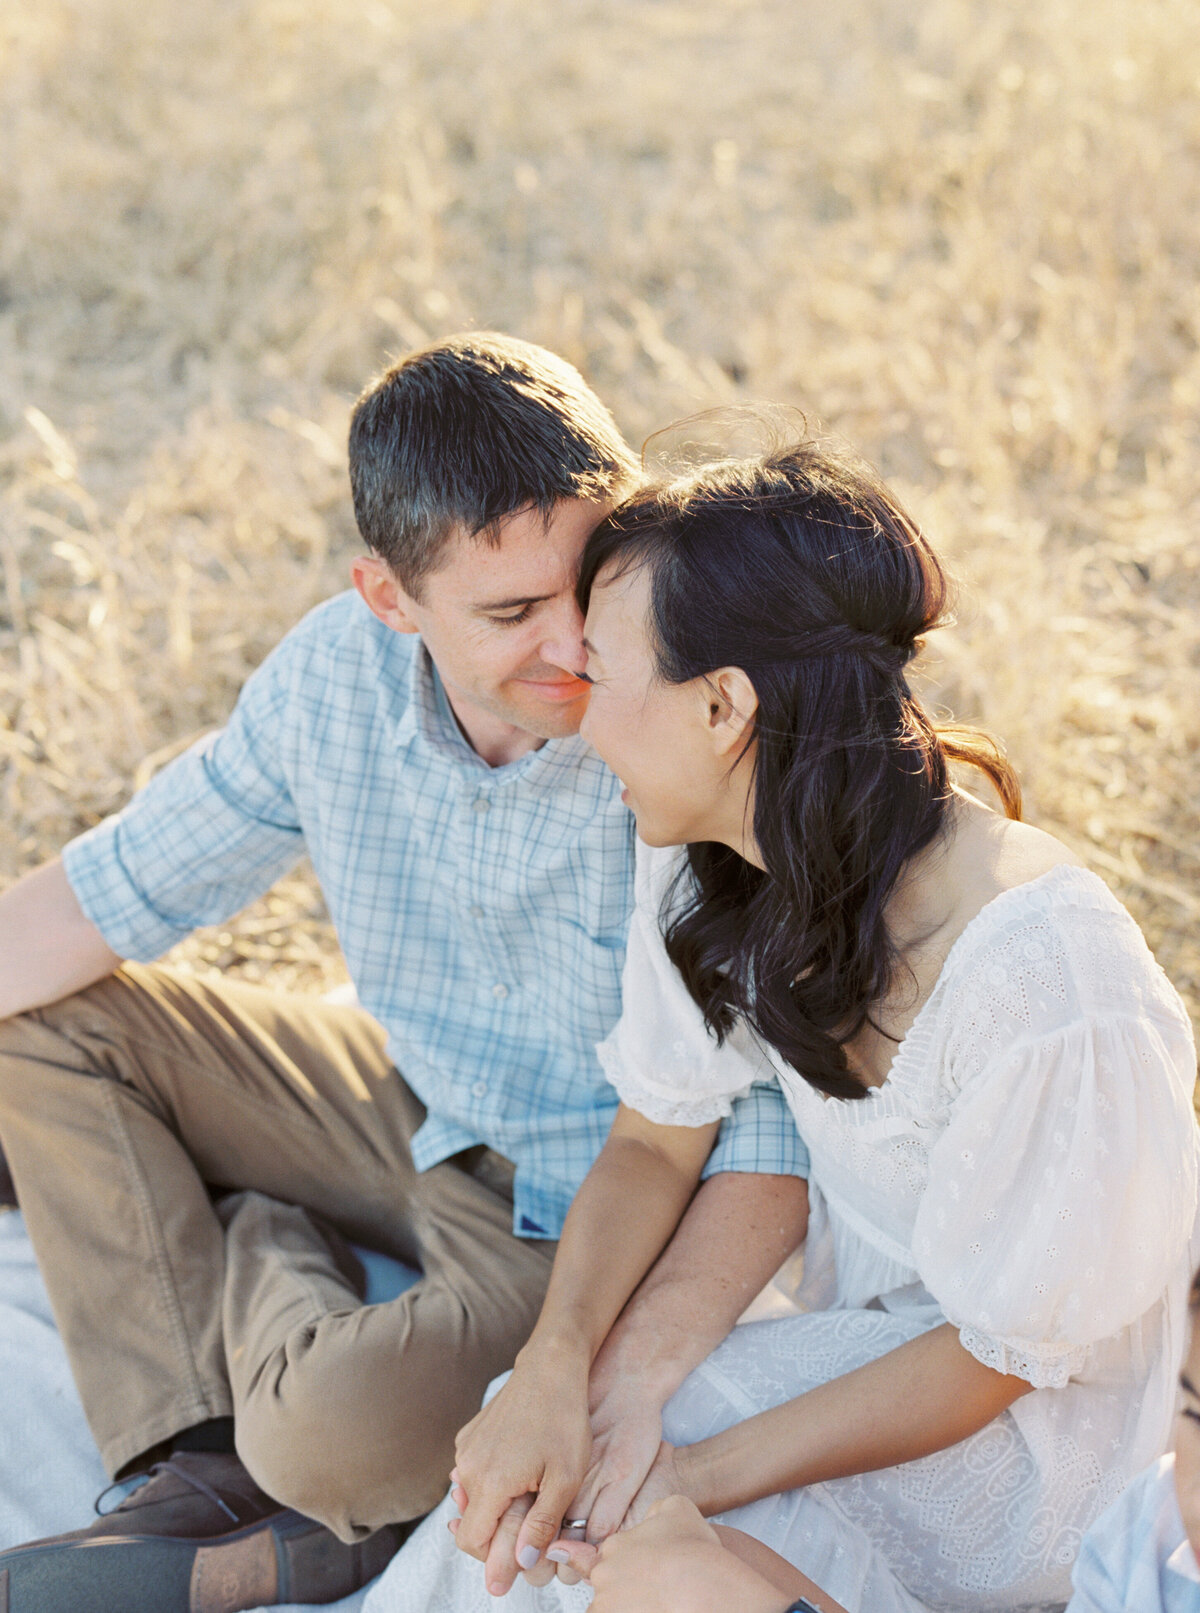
[1165,1468,1200,1584]
[1166,1538,1200,1584]
[393,641,491,772]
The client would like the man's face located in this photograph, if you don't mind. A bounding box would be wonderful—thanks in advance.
[353,499,609,755]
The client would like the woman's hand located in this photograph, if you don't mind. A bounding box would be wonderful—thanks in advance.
[450,1349,593,1596]
[546,1496,793,1613]
[450,1105,717,1593]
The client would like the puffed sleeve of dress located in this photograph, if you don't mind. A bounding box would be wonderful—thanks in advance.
[597,841,770,1126]
[912,884,1200,1389]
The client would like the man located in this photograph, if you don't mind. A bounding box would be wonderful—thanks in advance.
[0,333,809,1612]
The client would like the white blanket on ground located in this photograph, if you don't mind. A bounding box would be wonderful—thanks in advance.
[0,1207,401,1613]
[1,1207,806,1613]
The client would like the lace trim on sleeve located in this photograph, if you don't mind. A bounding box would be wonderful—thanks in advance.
[957,1324,1092,1390]
[596,1040,746,1127]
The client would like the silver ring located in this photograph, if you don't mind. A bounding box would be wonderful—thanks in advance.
[562,1518,589,1533]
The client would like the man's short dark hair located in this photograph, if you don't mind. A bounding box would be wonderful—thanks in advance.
[348,331,639,596]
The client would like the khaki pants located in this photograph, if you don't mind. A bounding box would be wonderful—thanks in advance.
[0,965,556,1541]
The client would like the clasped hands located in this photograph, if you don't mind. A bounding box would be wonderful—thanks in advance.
[448,1347,689,1598]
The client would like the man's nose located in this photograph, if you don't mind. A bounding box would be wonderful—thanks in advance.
[539,596,587,676]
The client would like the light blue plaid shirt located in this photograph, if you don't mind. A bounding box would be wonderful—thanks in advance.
[1067,1455,1200,1612]
[63,591,808,1238]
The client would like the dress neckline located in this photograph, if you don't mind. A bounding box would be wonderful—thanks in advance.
[875,861,1118,1096]
[791,862,1109,1105]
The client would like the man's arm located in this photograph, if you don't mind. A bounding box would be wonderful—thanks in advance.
[1,621,314,1022]
[0,859,122,1020]
[573,1170,809,1541]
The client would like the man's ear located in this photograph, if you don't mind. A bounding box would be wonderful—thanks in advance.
[350,555,421,635]
[701,667,758,757]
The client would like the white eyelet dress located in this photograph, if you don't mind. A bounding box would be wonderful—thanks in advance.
[360,846,1199,1613]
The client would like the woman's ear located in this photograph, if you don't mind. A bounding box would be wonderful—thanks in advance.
[350,555,421,634]
[702,667,758,757]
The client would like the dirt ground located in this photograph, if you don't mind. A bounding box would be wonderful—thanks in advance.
[1,0,1197,1046]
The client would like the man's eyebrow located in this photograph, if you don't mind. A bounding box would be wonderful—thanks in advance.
[1181,1372,1199,1397]
[471,592,555,612]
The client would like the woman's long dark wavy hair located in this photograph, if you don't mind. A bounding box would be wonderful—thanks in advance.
[578,437,1022,1101]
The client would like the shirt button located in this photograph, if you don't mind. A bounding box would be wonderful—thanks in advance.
[472,797,490,814]
[468,905,484,919]
[472,1080,489,1098]
[492,983,509,999]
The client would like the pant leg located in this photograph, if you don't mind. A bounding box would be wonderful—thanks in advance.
[0,963,420,1478]
[222,1161,556,1540]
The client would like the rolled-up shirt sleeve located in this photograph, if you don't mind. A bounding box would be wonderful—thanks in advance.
[704,1075,809,1179]
[62,640,304,961]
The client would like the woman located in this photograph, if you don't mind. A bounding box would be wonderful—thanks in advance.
[364,438,1199,1613]
[551,1250,1200,1613]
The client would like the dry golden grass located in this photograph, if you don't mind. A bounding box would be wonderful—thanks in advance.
[1,0,1197,1035]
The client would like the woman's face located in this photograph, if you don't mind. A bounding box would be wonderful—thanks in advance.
[579,564,754,850]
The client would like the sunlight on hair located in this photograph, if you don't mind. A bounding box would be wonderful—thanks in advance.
[0,0,1195,1033]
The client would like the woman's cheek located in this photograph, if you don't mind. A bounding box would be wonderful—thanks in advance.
[589,697,630,774]
[578,697,604,755]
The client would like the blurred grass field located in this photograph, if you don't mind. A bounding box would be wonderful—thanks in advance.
[0,0,1197,1043]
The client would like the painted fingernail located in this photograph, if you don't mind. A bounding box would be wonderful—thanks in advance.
[546,1548,570,1564]
[488,1582,507,1597]
[517,1545,540,1570]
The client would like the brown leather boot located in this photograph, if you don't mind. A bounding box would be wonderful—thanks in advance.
[0,1452,406,1612]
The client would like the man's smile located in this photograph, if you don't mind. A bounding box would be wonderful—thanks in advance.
[514,674,591,703]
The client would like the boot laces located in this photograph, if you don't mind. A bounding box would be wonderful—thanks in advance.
[94,1459,241,1525]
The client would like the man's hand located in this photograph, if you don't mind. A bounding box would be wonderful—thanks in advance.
[451,1350,593,1596]
[560,1385,666,1547]
[544,1170,810,1581]
[559,1173,810,1550]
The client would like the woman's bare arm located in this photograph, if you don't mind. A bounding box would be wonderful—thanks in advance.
[452,1103,718,1593]
[676,1321,1032,1515]
[713,1523,849,1613]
